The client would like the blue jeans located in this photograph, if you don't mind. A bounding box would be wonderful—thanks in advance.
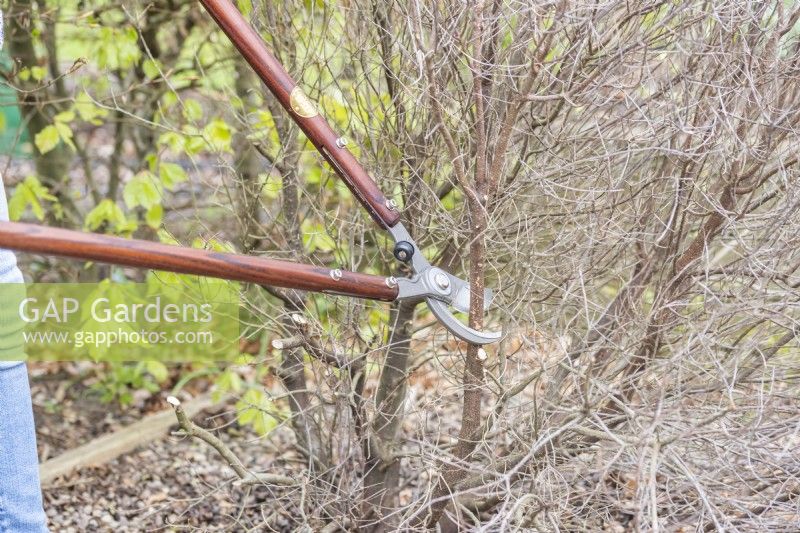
[0,178,48,531]
[0,363,48,532]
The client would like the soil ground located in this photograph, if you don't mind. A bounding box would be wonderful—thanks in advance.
[31,363,305,532]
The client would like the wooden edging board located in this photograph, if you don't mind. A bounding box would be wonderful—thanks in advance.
[39,394,217,487]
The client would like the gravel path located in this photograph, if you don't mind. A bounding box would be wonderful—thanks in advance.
[28,363,308,531]
[39,400,306,532]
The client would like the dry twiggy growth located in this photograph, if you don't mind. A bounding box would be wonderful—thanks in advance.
[7,0,800,530]
[191,0,800,530]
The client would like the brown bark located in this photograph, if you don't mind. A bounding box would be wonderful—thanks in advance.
[361,300,417,530]
[7,1,76,223]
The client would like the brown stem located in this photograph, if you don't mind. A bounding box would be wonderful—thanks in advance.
[361,300,417,530]
[168,396,294,486]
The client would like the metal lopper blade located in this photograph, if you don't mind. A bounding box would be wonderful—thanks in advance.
[389,223,501,345]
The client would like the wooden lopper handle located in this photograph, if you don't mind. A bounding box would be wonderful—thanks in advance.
[199,0,401,229]
[0,222,398,301]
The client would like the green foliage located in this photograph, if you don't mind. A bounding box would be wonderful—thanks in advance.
[119,160,187,230]
[85,199,135,233]
[301,220,337,253]
[17,66,46,82]
[215,368,244,398]
[203,119,235,153]
[52,111,76,150]
[8,176,58,221]
[260,173,283,200]
[123,172,162,211]
[33,125,61,155]
[10,0,413,420]
[182,99,204,122]
[34,104,99,155]
[236,0,254,17]
[74,92,108,124]
[144,204,163,228]
[158,121,235,156]
[158,162,187,189]
[92,360,169,406]
[236,388,281,436]
[95,26,142,71]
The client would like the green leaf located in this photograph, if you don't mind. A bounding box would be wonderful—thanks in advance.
[85,199,131,232]
[54,110,76,123]
[197,41,217,68]
[145,204,163,229]
[145,360,169,382]
[158,131,184,153]
[301,220,336,252]
[236,388,277,436]
[123,172,162,210]
[441,188,462,211]
[157,229,181,245]
[203,119,233,153]
[142,59,161,80]
[8,176,57,221]
[305,166,322,185]
[185,135,206,155]
[237,0,253,17]
[30,66,46,82]
[260,173,282,200]
[54,121,75,150]
[161,92,178,111]
[95,26,142,70]
[159,163,187,190]
[145,154,158,172]
[216,369,243,394]
[34,125,60,155]
[74,92,108,124]
[191,237,235,253]
[182,99,203,122]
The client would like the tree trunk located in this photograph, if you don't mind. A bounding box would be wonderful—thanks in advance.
[7,1,75,224]
[361,300,416,530]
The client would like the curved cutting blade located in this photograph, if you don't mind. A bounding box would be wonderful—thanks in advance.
[389,222,501,344]
[425,297,502,345]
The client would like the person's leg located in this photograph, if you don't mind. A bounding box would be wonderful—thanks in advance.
[0,362,48,533]
[0,192,49,532]
[0,113,48,528]
[0,216,48,532]
[0,201,48,532]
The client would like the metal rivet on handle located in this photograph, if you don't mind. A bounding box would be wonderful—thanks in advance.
[434,272,450,291]
[385,199,398,211]
[330,269,343,281]
[335,137,349,148]
[385,276,398,288]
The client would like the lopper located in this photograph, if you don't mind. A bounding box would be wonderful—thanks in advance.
[0,0,500,345]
